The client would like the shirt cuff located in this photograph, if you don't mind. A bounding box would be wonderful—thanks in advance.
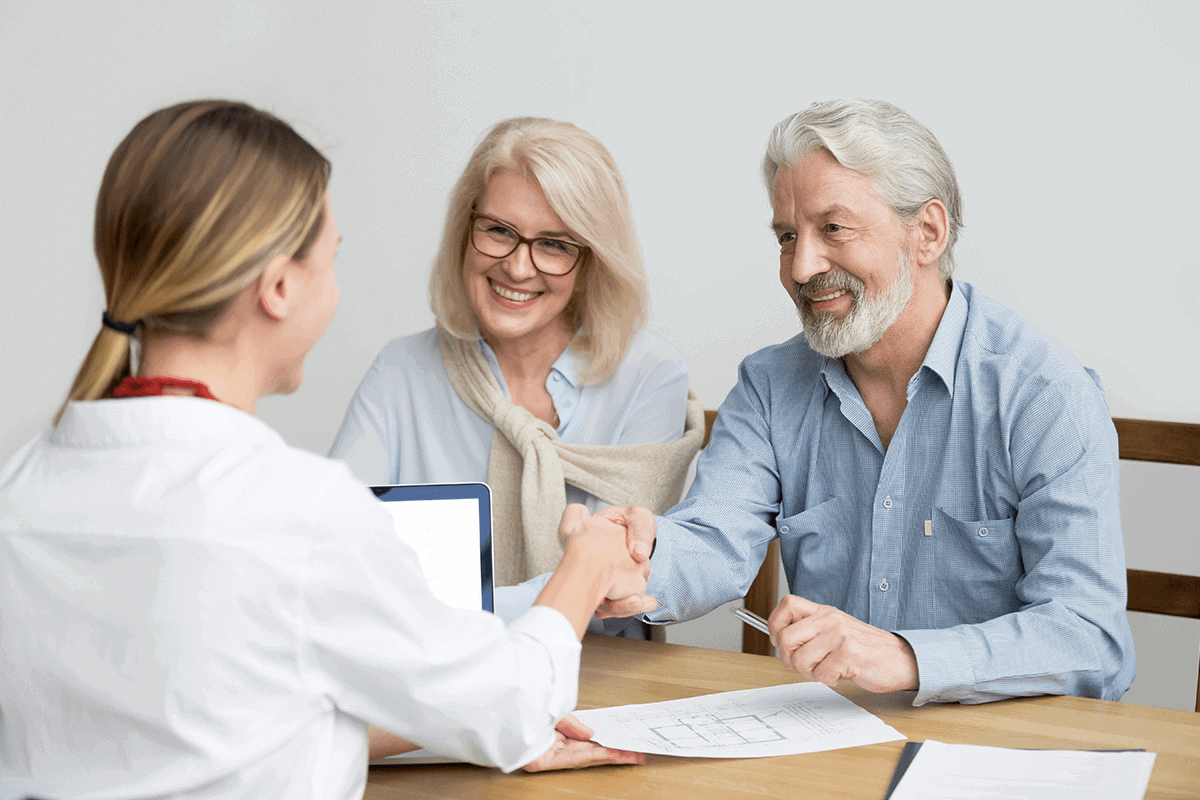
[642,517,676,624]
[893,627,976,705]
[508,605,582,721]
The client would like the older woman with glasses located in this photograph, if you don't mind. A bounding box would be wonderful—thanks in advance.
[330,118,703,637]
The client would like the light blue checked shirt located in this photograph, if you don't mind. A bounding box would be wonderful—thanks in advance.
[646,281,1136,705]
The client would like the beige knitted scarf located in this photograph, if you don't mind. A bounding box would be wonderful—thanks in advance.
[438,328,705,586]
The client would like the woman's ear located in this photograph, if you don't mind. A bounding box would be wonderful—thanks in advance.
[256,253,294,321]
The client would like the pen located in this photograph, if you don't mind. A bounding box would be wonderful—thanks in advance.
[730,606,770,636]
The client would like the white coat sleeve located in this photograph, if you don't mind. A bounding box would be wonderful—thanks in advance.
[299,483,580,772]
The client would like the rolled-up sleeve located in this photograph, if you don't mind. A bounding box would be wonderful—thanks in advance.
[646,355,784,624]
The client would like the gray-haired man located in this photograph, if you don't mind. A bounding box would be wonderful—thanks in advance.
[603,99,1135,705]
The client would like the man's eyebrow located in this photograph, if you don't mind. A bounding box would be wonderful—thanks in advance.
[819,204,857,219]
[770,205,858,233]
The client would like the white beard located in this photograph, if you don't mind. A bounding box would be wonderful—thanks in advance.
[796,248,914,358]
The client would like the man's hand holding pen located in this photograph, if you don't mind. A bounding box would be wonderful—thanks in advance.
[767,596,919,694]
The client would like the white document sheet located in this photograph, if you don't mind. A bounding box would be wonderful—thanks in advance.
[574,682,904,758]
[888,740,1156,800]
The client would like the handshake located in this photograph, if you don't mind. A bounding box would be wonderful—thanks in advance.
[542,504,660,637]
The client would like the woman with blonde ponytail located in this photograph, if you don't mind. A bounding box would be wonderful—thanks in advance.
[0,100,653,799]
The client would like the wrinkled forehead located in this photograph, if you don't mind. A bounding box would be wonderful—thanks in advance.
[770,150,883,214]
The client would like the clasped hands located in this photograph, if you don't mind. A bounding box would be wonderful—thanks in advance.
[582,505,660,619]
[558,503,659,619]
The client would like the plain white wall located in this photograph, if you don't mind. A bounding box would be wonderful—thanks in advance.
[2,0,1197,709]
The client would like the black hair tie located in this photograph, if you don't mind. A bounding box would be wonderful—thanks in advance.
[101,311,138,336]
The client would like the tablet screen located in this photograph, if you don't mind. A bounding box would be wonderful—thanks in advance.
[370,483,493,614]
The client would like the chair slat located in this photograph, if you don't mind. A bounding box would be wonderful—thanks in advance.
[742,541,779,657]
[1114,418,1200,466]
[1126,568,1200,619]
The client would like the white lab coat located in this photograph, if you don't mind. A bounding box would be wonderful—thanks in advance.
[0,397,579,799]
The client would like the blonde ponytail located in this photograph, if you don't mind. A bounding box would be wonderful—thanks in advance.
[55,328,133,424]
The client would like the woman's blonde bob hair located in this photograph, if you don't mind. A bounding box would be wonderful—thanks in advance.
[429,117,647,385]
[55,100,330,423]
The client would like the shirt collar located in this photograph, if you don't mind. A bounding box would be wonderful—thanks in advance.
[549,345,585,389]
[920,279,968,397]
[53,396,281,449]
[477,338,585,393]
[818,354,848,396]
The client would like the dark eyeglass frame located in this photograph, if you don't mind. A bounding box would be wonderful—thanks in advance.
[469,211,589,277]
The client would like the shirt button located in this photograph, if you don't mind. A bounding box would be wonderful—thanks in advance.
[883,496,893,509]
[561,398,573,409]
[978,527,989,537]
[879,579,889,592]
[550,374,561,384]
[780,525,789,534]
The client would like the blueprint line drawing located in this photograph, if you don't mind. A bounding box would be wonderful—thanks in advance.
[575,682,904,758]
[612,697,841,750]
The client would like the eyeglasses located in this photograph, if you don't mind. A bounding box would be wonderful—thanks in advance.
[469,212,588,276]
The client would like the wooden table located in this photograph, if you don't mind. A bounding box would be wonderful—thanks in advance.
[366,634,1200,799]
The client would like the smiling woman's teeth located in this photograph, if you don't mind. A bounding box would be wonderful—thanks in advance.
[490,280,539,303]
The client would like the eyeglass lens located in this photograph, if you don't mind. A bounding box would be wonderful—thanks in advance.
[472,216,582,276]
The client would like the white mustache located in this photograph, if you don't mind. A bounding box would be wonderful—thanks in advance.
[794,272,864,304]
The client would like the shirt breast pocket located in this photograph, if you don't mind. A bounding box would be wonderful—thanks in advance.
[776,497,846,603]
[932,506,1021,624]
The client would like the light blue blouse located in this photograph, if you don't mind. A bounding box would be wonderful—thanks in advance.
[328,327,691,635]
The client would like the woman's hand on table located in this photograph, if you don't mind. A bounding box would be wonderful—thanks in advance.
[522,714,644,772]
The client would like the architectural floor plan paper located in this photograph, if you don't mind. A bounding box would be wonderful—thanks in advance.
[574,682,904,758]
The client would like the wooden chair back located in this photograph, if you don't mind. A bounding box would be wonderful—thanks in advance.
[1114,418,1200,712]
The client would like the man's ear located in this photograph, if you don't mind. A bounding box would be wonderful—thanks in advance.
[910,199,949,269]
[256,253,294,322]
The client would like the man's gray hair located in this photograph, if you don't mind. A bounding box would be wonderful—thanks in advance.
[762,99,964,282]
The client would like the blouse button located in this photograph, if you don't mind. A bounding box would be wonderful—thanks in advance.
[883,496,893,509]
[779,525,789,534]
[978,527,989,537]
[879,579,889,592]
